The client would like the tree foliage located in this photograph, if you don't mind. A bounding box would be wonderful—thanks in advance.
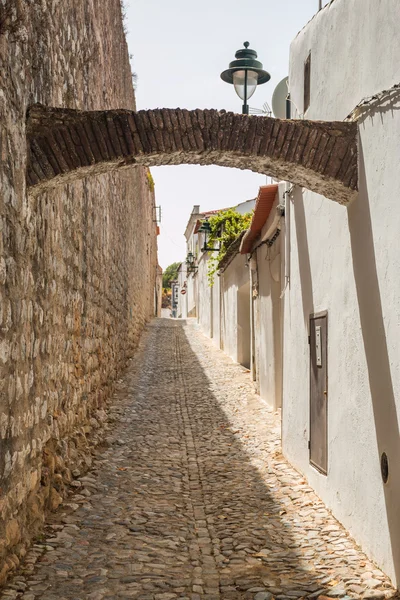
[205,208,253,285]
[162,262,181,289]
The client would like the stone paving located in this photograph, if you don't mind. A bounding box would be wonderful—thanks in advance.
[1,319,397,600]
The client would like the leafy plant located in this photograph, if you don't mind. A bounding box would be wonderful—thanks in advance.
[120,0,129,35]
[162,262,181,289]
[205,208,253,285]
[146,170,155,192]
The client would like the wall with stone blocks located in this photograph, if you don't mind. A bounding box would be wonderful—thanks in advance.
[0,0,158,583]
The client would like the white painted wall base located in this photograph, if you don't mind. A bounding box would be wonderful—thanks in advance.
[221,254,250,364]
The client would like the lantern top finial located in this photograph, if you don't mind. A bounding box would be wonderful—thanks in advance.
[220,43,270,86]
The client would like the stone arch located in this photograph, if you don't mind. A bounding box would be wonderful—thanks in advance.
[26,104,358,204]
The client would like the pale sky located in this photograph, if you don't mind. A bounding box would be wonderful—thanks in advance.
[126,0,327,269]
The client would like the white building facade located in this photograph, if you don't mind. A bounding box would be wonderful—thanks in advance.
[176,262,188,319]
[174,3,400,583]
[282,0,400,585]
[179,201,255,349]
[217,235,251,368]
[241,184,285,410]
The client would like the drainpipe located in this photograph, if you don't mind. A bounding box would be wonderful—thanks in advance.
[279,182,291,417]
[284,182,291,291]
[210,270,213,339]
[219,272,223,349]
[249,254,258,382]
[284,78,291,291]
[249,260,254,380]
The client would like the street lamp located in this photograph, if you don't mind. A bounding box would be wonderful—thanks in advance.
[198,219,220,253]
[220,42,270,115]
[186,251,198,274]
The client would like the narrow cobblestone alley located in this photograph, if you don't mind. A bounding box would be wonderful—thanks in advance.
[1,319,395,600]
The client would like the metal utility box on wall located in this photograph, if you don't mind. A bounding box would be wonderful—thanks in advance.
[309,311,328,474]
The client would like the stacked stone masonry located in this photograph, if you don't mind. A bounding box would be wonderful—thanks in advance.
[0,319,395,599]
[26,105,358,205]
[0,0,158,586]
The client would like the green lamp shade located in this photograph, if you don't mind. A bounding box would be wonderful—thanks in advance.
[198,220,212,234]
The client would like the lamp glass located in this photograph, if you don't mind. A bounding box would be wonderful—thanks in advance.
[233,69,258,101]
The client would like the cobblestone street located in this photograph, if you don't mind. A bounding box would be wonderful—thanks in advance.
[1,319,396,600]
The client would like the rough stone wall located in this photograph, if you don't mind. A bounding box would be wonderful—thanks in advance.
[0,0,158,584]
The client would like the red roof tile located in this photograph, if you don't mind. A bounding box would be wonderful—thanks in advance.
[240,184,279,254]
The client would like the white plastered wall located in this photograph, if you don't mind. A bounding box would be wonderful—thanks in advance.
[177,264,187,318]
[211,273,221,347]
[186,273,197,318]
[198,255,222,346]
[255,197,283,409]
[284,0,400,585]
[220,254,250,364]
[237,280,251,369]
[197,254,212,337]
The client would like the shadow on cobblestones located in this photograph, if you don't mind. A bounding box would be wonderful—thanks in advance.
[0,319,395,600]
[170,320,313,594]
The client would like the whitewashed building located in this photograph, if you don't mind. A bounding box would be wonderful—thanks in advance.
[217,233,251,368]
[179,200,255,348]
[174,1,400,584]
[280,0,400,586]
[176,262,188,319]
[240,184,284,409]
[179,205,220,323]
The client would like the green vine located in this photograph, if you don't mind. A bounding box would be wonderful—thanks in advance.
[146,170,155,192]
[204,208,253,285]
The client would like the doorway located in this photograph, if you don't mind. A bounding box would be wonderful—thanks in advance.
[309,311,328,474]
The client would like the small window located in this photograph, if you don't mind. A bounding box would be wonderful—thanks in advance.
[304,52,311,113]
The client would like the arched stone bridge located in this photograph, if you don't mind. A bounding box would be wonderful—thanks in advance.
[26,104,358,204]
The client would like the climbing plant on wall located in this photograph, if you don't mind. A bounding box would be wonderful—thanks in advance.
[146,170,155,192]
[205,208,253,285]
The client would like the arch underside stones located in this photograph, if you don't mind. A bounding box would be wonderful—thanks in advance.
[26,105,358,204]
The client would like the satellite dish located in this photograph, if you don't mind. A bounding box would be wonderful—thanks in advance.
[272,77,289,119]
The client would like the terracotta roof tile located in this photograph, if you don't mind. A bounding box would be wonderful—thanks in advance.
[240,184,279,254]
[193,208,229,234]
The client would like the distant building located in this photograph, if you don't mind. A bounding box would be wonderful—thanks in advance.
[170,280,179,318]
[179,199,255,351]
